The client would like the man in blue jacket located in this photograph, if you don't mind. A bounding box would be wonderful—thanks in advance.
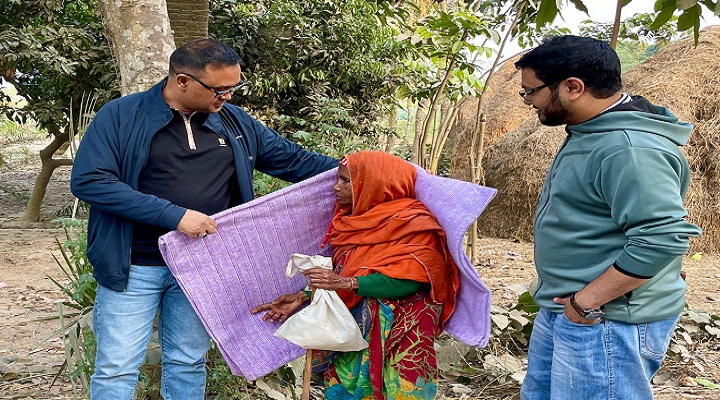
[71,38,336,400]
[515,36,701,400]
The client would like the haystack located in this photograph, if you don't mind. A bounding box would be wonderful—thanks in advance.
[480,26,720,253]
[479,118,565,241]
[447,54,533,181]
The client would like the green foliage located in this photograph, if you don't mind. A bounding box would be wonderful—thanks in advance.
[399,9,496,102]
[276,102,377,158]
[432,291,538,390]
[535,0,719,44]
[536,0,561,27]
[46,218,96,396]
[484,291,536,357]
[615,41,652,72]
[0,0,119,137]
[253,171,290,197]
[576,13,680,71]
[206,343,275,399]
[49,218,95,312]
[210,0,408,153]
[472,1,572,50]
[579,13,681,45]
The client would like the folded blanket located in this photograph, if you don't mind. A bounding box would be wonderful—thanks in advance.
[159,168,496,379]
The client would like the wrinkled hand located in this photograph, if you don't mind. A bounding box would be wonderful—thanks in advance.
[553,296,601,325]
[177,209,217,239]
[302,268,353,291]
[251,292,309,323]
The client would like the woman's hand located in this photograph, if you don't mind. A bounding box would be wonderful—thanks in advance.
[251,291,308,323]
[302,268,356,291]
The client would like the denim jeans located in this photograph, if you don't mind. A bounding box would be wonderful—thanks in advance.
[521,308,678,400]
[90,265,211,400]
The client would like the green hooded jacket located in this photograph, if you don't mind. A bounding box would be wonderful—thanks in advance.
[533,96,702,323]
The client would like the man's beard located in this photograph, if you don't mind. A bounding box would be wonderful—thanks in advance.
[538,90,570,126]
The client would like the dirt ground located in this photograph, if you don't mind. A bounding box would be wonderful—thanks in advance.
[1,157,719,399]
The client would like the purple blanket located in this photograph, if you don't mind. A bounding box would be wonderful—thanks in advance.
[159,168,496,379]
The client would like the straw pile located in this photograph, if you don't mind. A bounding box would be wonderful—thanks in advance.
[447,54,533,181]
[478,118,565,241]
[480,26,720,252]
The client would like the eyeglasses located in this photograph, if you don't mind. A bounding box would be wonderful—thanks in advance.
[175,71,245,98]
[519,81,559,99]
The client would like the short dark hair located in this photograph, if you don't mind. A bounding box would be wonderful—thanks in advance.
[515,35,622,99]
[169,38,241,75]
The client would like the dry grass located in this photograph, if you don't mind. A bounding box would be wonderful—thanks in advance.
[478,118,564,241]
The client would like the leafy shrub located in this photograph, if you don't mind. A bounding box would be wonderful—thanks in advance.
[211,0,408,155]
[47,218,95,397]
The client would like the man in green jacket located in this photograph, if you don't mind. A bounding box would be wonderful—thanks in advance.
[515,35,701,400]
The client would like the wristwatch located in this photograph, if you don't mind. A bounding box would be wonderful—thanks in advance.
[569,292,605,320]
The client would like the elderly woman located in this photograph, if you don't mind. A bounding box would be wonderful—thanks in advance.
[252,151,459,400]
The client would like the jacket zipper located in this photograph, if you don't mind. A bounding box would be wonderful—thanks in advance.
[180,111,198,150]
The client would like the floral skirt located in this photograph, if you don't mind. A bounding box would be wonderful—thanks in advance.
[322,293,442,400]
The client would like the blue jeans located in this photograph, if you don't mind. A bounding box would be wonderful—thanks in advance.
[521,308,678,400]
[90,265,211,400]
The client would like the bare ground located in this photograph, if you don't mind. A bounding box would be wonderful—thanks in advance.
[1,159,719,399]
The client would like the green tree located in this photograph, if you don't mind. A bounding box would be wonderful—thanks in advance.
[535,0,718,44]
[210,0,410,157]
[0,0,119,221]
[579,13,681,71]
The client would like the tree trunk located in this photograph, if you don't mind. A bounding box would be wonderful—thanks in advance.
[98,0,176,95]
[610,0,624,49]
[402,98,412,146]
[411,99,428,163]
[384,107,398,153]
[21,132,73,221]
[167,0,209,48]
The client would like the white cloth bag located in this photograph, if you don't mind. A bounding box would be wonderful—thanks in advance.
[274,254,369,351]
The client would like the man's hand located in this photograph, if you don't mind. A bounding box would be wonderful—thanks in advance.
[554,294,601,325]
[177,209,217,238]
[251,292,309,322]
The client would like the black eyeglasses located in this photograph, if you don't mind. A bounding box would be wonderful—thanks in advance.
[519,81,560,99]
[175,71,245,98]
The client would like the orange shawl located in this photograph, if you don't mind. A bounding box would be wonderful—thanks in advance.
[329,151,460,324]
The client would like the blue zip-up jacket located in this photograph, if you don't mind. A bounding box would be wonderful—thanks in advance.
[71,79,337,292]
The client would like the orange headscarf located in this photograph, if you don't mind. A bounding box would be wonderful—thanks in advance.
[329,151,460,324]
